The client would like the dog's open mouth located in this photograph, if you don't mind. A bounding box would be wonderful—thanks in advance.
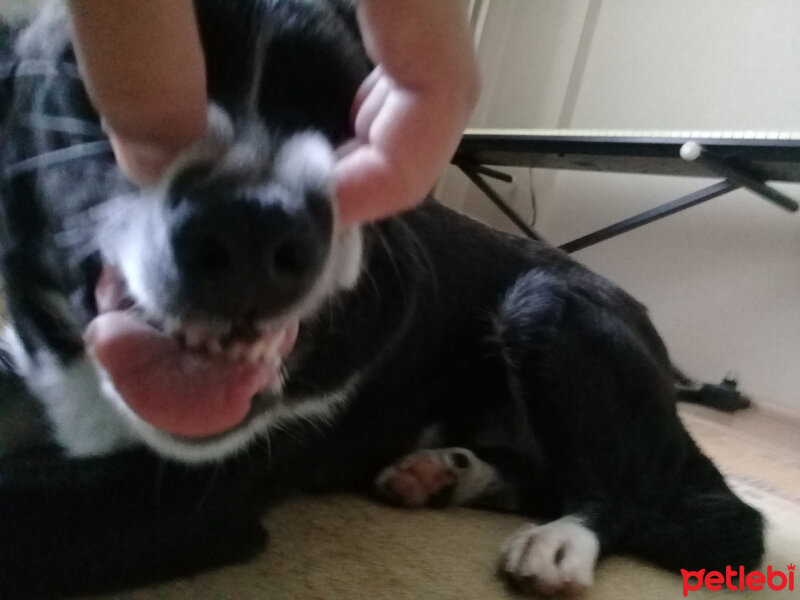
[86,266,299,439]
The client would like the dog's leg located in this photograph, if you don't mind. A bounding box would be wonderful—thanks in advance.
[2,323,136,456]
[615,437,764,572]
[375,447,604,597]
[21,352,137,457]
[374,444,606,597]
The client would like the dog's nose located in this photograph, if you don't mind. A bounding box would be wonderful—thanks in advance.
[168,185,332,319]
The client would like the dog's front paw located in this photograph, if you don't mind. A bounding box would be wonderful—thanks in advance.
[498,517,599,597]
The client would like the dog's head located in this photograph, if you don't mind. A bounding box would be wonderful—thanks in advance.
[1,0,372,463]
[86,106,363,461]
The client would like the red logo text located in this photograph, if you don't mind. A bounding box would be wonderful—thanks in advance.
[681,564,795,596]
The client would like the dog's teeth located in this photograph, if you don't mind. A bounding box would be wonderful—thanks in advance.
[164,317,181,335]
[264,345,280,365]
[268,358,283,377]
[214,321,232,337]
[207,338,222,356]
[246,341,267,365]
[227,342,245,362]
[263,354,281,370]
[264,327,287,355]
[184,325,206,349]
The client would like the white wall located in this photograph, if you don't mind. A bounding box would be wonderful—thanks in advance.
[441,0,800,412]
[438,0,592,223]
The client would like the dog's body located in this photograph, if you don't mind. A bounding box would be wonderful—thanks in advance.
[0,1,763,597]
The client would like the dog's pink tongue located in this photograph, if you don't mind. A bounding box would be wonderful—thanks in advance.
[86,313,274,437]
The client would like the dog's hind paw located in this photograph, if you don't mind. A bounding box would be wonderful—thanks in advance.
[374,447,499,508]
[498,517,599,597]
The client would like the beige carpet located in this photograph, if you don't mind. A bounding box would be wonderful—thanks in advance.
[86,405,800,600]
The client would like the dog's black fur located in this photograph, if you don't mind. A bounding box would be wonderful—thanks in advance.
[0,1,763,597]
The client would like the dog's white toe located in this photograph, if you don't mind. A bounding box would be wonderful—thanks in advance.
[499,516,599,596]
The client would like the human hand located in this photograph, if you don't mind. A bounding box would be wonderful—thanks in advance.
[67,0,208,186]
[334,0,480,227]
[68,0,479,209]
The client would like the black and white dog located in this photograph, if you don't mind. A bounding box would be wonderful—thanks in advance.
[0,0,763,597]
